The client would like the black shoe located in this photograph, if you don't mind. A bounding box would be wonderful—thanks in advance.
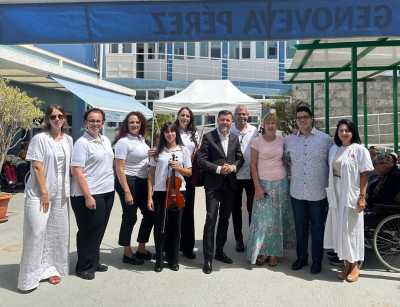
[182,251,196,259]
[123,255,145,265]
[329,256,342,267]
[202,261,212,274]
[215,252,233,264]
[154,262,163,273]
[168,263,180,271]
[135,250,153,261]
[96,264,108,272]
[76,271,95,280]
[310,262,322,274]
[291,259,308,270]
[235,240,245,252]
[326,251,337,257]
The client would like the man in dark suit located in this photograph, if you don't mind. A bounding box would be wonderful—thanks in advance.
[197,110,244,274]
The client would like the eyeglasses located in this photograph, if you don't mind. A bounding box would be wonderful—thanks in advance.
[87,119,103,124]
[296,115,311,120]
[50,114,64,120]
[235,113,248,116]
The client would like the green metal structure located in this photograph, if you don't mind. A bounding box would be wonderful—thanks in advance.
[284,37,400,153]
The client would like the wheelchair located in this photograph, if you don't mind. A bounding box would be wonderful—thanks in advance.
[364,203,400,272]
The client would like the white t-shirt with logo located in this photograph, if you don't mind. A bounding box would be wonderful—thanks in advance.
[149,146,192,192]
[71,132,114,196]
[114,134,149,178]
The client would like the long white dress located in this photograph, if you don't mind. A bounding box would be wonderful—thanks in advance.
[18,140,70,291]
[324,143,373,263]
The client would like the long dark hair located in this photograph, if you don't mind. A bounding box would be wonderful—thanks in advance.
[155,122,183,159]
[44,104,69,133]
[114,111,147,143]
[175,106,197,146]
[334,119,361,146]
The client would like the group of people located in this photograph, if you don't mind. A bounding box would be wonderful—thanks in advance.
[17,101,376,292]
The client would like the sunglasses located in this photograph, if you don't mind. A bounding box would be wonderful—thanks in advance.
[50,114,64,120]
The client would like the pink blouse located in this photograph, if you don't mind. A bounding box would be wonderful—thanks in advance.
[251,135,286,181]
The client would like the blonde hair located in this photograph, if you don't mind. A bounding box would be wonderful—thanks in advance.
[262,111,278,124]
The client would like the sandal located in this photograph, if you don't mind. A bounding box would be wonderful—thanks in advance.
[268,256,278,267]
[48,276,61,285]
[256,255,267,266]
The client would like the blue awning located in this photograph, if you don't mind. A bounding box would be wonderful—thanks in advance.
[0,1,396,44]
[51,76,153,122]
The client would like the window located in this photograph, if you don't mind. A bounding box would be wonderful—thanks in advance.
[241,41,251,59]
[206,115,215,125]
[164,90,175,98]
[186,42,196,59]
[174,42,185,60]
[158,42,166,59]
[286,40,297,59]
[267,41,278,59]
[194,115,202,126]
[210,41,221,59]
[255,41,265,58]
[135,90,146,101]
[147,43,155,59]
[229,41,239,59]
[200,41,209,58]
[148,90,159,101]
[122,43,132,53]
[110,43,119,54]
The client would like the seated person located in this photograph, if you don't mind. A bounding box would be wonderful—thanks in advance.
[368,153,400,205]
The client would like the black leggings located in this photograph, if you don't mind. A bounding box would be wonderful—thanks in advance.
[115,176,154,246]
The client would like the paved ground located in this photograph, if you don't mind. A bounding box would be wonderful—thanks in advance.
[0,190,399,307]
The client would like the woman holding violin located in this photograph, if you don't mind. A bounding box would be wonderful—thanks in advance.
[147,122,192,272]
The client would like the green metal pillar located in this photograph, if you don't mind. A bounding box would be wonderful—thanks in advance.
[351,46,358,128]
[363,81,368,147]
[393,67,399,153]
[325,72,330,134]
[310,83,315,115]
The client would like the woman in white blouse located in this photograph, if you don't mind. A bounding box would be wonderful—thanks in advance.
[115,111,154,265]
[148,122,192,272]
[174,107,198,259]
[70,108,115,281]
[324,119,373,282]
[18,105,73,292]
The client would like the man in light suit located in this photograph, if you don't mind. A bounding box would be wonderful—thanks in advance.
[197,110,244,274]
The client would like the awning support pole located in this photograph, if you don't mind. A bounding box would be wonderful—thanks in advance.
[363,81,368,148]
[310,83,315,115]
[325,72,330,134]
[393,67,399,153]
[351,46,359,128]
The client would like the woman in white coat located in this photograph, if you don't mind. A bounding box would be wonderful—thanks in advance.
[18,105,73,292]
[324,119,373,282]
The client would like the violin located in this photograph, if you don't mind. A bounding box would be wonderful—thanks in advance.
[164,153,185,210]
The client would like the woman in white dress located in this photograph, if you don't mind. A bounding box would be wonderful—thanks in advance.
[324,119,373,282]
[18,105,73,292]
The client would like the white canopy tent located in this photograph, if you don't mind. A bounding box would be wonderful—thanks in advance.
[153,80,261,116]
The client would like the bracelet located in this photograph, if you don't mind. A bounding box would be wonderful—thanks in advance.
[359,194,366,198]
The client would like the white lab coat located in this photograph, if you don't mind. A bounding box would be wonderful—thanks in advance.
[324,143,373,262]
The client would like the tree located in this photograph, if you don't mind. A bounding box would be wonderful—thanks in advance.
[262,97,297,135]
[0,79,43,181]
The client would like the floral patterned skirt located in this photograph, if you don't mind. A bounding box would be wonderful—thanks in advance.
[245,177,295,264]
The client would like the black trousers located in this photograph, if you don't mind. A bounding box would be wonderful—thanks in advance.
[71,191,115,273]
[232,179,255,241]
[203,184,234,262]
[115,176,154,246]
[180,177,196,254]
[153,192,183,265]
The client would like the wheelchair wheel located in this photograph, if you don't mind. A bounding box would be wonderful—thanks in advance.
[373,214,400,272]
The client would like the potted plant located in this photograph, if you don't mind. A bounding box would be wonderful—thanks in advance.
[0,79,42,223]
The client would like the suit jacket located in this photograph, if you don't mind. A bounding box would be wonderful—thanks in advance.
[197,128,244,191]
